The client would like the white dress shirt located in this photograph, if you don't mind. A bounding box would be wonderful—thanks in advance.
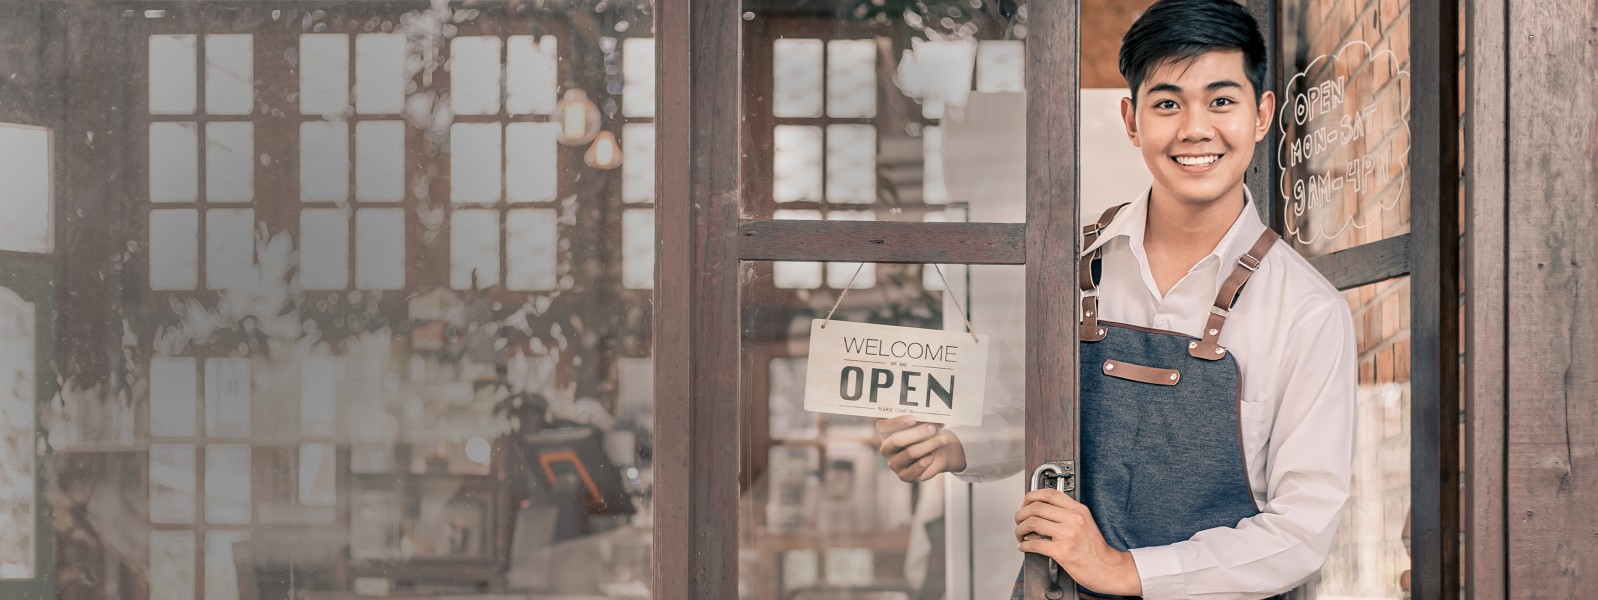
[950,188,1357,599]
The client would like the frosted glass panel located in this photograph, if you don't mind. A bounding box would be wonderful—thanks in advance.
[451,36,502,116]
[299,208,350,291]
[912,39,976,119]
[300,34,350,116]
[149,444,196,524]
[773,39,824,118]
[773,125,822,203]
[826,211,876,288]
[205,531,250,600]
[772,210,822,289]
[204,358,251,437]
[450,123,501,203]
[923,126,947,204]
[827,40,876,118]
[506,208,557,291]
[450,209,500,289]
[204,444,251,524]
[622,209,653,290]
[622,38,655,118]
[149,35,197,115]
[622,123,655,203]
[206,208,255,291]
[300,356,338,437]
[205,122,254,203]
[356,121,405,202]
[506,122,558,203]
[150,357,198,438]
[149,531,196,599]
[976,40,1024,93]
[507,35,558,116]
[149,209,199,291]
[299,443,337,506]
[0,124,52,253]
[355,208,405,290]
[205,34,254,116]
[301,122,350,202]
[0,288,35,580]
[149,122,199,203]
[826,124,876,203]
[355,33,406,115]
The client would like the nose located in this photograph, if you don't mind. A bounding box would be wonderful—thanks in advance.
[1178,108,1217,143]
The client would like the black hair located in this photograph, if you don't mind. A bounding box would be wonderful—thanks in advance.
[1118,0,1268,104]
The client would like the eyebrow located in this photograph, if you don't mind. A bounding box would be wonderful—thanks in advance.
[1146,80,1246,96]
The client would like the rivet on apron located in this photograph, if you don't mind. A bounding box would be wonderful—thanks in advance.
[1104,362,1115,371]
[1098,328,1106,336]
[1188,341,1198,349]
[1214,347,1226,355]
[1168,373,1178,381]
[1208,328,1219,336]
[1086,310,1094,317]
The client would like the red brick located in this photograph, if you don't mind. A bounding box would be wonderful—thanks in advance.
[1377,344,1395,383]
[1361,357,1376,385]
[1394,339,1411,381]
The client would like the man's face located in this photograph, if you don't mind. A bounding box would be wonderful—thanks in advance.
[1120,49,1275,207]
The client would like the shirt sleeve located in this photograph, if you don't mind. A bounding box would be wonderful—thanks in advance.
[1130,301,1358,599]
[947,388,1025,483]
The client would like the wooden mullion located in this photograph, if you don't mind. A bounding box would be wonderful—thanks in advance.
[1408,0,1462,596]
[737,220,1025,264]
[1022,0,1081,598]
[1305,232,1412,291]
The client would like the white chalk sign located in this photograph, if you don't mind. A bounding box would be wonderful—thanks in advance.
[803,319,988,426]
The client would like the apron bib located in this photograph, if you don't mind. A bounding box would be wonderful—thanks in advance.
[1012,204,1281,600]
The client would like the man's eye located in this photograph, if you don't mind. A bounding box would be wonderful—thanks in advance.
[1155,100,1178,110]
[1212,97,1235,107]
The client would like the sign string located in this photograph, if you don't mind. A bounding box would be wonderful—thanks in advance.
[819,263,980,343]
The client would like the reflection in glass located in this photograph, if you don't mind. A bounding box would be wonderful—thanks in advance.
[301,121,349,202]
[150,122,199,203]
[773,126,823,203]
[773,39,825,118]
[356,121,406,202]
[0,288,35,580]
[205,122,254,203]
[205,34,254,116]
[0,124,53,254]
[356,33,407,115]
[149,34,197,116]
[300,34,350,116]
[450,36,503,116]
[507,35,559,116]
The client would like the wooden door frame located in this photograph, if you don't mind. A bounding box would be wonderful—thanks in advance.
[654,1,1084,597]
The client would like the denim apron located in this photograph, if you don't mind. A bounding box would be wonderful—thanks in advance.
[1012,204,1282,600]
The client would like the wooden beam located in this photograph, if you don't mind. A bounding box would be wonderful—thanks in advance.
[1408,0,1462,596]
[1306,233,1411,291]
[1505,0,1598,596]
[1022,0,1082,597]
[654,0,742,598]
[1246,0,1278,230]
[1463,0,1508,596]
[737,220,1027,264]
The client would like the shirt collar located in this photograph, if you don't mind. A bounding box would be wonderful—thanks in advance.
[1083,186,1268,275]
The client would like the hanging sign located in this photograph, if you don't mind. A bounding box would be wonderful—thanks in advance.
[803,319,988,426]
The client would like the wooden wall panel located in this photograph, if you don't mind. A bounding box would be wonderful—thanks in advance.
[1505,0,1598,595]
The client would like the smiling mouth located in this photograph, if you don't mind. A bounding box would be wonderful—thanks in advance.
[1172,154,1223,167]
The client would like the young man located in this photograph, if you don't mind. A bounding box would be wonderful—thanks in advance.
[875,1,1357,598]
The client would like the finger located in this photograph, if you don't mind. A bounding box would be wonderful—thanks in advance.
[916,454,947,482]
[873,415,919,436]
[1015,516,1067,544]
[1023,488,1087,511]
[895,457,930,483]
[1014,500,1078,526]
[885,433,946,471]
[1017,539,1054,556]
[880,424,939,459]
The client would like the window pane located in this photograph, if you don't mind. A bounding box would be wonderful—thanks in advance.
[622,123,655,203]
[205,444,252,524]
[355,208,405,290]
[149,34,197,115]
[922,126,947,205]
[150,357,198,438]
[826,40,876,118]
[299,356,338,437]
[975,40,1024,93]
[206,208,256,291]
[149,122,199,203]
[450,123,501,203]
[206,122,254,203]
[300,34,350,115]
[206,34,254,116]
[773,125,822,203]
[507,35,558,116]
[205,358,251,437]
[622,208,653,290]
[450,36,502,116]
[205,531,250,600]
[622,38,655,118]
[299,208,349,291]
[450,209,499,289]
[506,208,557,291]
[300,121,349,202]
[773,39,824,118]
[772,210,822,289]
[148,531,196,599]
[506,122,558,203]
[825,124,876,203]
[910,39,975,119]
[149,209,199,291]
[0,124,52,253]
[355,33,406,115]
[149,444,196,524]
[299,443,336,507]
[0,288,36,580]
[356,121,405,202]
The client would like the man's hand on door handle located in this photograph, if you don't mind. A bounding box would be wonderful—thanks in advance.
[874,415,968,482]
[1015,489,1143,597]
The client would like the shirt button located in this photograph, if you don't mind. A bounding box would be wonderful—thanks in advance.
[1155,317,1169,327]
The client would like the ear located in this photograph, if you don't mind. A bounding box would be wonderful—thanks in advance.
[1120,96,1140,147]
[1254,90,1276,143]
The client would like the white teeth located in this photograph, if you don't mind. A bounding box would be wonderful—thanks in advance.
[1174,154,1220,166]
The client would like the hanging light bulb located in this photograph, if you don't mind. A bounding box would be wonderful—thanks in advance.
[555,88,601,146]
[584,130,622,170]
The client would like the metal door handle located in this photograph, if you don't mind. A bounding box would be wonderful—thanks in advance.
[1027,460,1075,599]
